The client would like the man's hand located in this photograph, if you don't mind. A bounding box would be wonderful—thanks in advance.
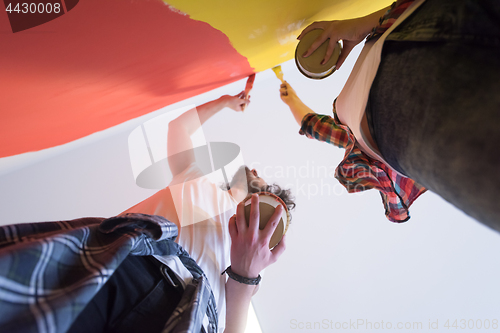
[219,92,250,112]
[224,194,285,332]
[228,194,286,279]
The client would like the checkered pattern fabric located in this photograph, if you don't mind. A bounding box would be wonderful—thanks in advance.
[367,0,416,41]
[300,110,426,222]
[0,213,217,333]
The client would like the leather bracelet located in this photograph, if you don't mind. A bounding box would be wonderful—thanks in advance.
[222,266,261,285]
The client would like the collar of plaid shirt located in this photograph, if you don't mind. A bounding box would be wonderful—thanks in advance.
[0,213,218,333]
[367,0,417,41]
[299,105,426,223]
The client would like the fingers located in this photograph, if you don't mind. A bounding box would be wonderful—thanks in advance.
[297,21,322,40]
[248,193,260,233]
[270,234,286,262]
[239,98,251,111]
[236,200,247,233]
[303,31,328,58]
[228,214,237,239]
[227,92,250,111]
[280,81,291,97]
[280,85,288,97]
[262,204,283,240]
[321,39,338,65]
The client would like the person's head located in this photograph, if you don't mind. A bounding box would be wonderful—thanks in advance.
[227,166,296,214]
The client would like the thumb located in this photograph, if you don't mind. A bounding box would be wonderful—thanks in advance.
[241,98,250,111]
[228,215,238,239]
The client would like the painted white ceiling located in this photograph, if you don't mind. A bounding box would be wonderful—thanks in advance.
[1,44,499,333]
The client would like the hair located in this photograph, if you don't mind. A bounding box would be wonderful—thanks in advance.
[248,182,296,219]
[222,165,296,219]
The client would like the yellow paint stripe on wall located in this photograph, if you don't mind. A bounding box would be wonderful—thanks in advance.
[164,0,393,72]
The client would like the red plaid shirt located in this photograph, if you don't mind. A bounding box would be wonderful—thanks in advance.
[299,107,426,222]
[368,0,416,41]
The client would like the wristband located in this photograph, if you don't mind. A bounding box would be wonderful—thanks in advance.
[222,266,261,285]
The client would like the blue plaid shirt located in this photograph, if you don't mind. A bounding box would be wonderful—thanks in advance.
[0,213,217,333]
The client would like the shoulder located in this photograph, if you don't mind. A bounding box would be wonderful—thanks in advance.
[169,162,205,186]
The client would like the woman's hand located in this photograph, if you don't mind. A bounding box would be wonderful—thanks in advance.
[298,6,390,69]
[220,92,250,112]
[279,81,299,107]
[278,81,316,126]
[298,19,367,69]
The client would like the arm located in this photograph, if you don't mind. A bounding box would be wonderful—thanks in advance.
[224,278,257,333]
[279,81,316,126]
[298,5,391,69]
[280,82,349,148]
[167,93,250,176]
[224,194,286,333]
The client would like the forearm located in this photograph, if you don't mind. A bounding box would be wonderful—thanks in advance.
[223,195,287,332]
[355,5,392,38]
[167,94,247,175]
[170,96,229,136]
[224,279,257,333]
[197,97,231,126]
[286,96,316,126]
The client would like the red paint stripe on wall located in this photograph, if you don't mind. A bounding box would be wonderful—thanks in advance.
[0,0,253,158]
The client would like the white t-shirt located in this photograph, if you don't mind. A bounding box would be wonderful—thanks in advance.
[336,0,426,163]
[122,162,238,332]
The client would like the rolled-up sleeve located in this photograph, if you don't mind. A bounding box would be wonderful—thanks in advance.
[299,113,349,149]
